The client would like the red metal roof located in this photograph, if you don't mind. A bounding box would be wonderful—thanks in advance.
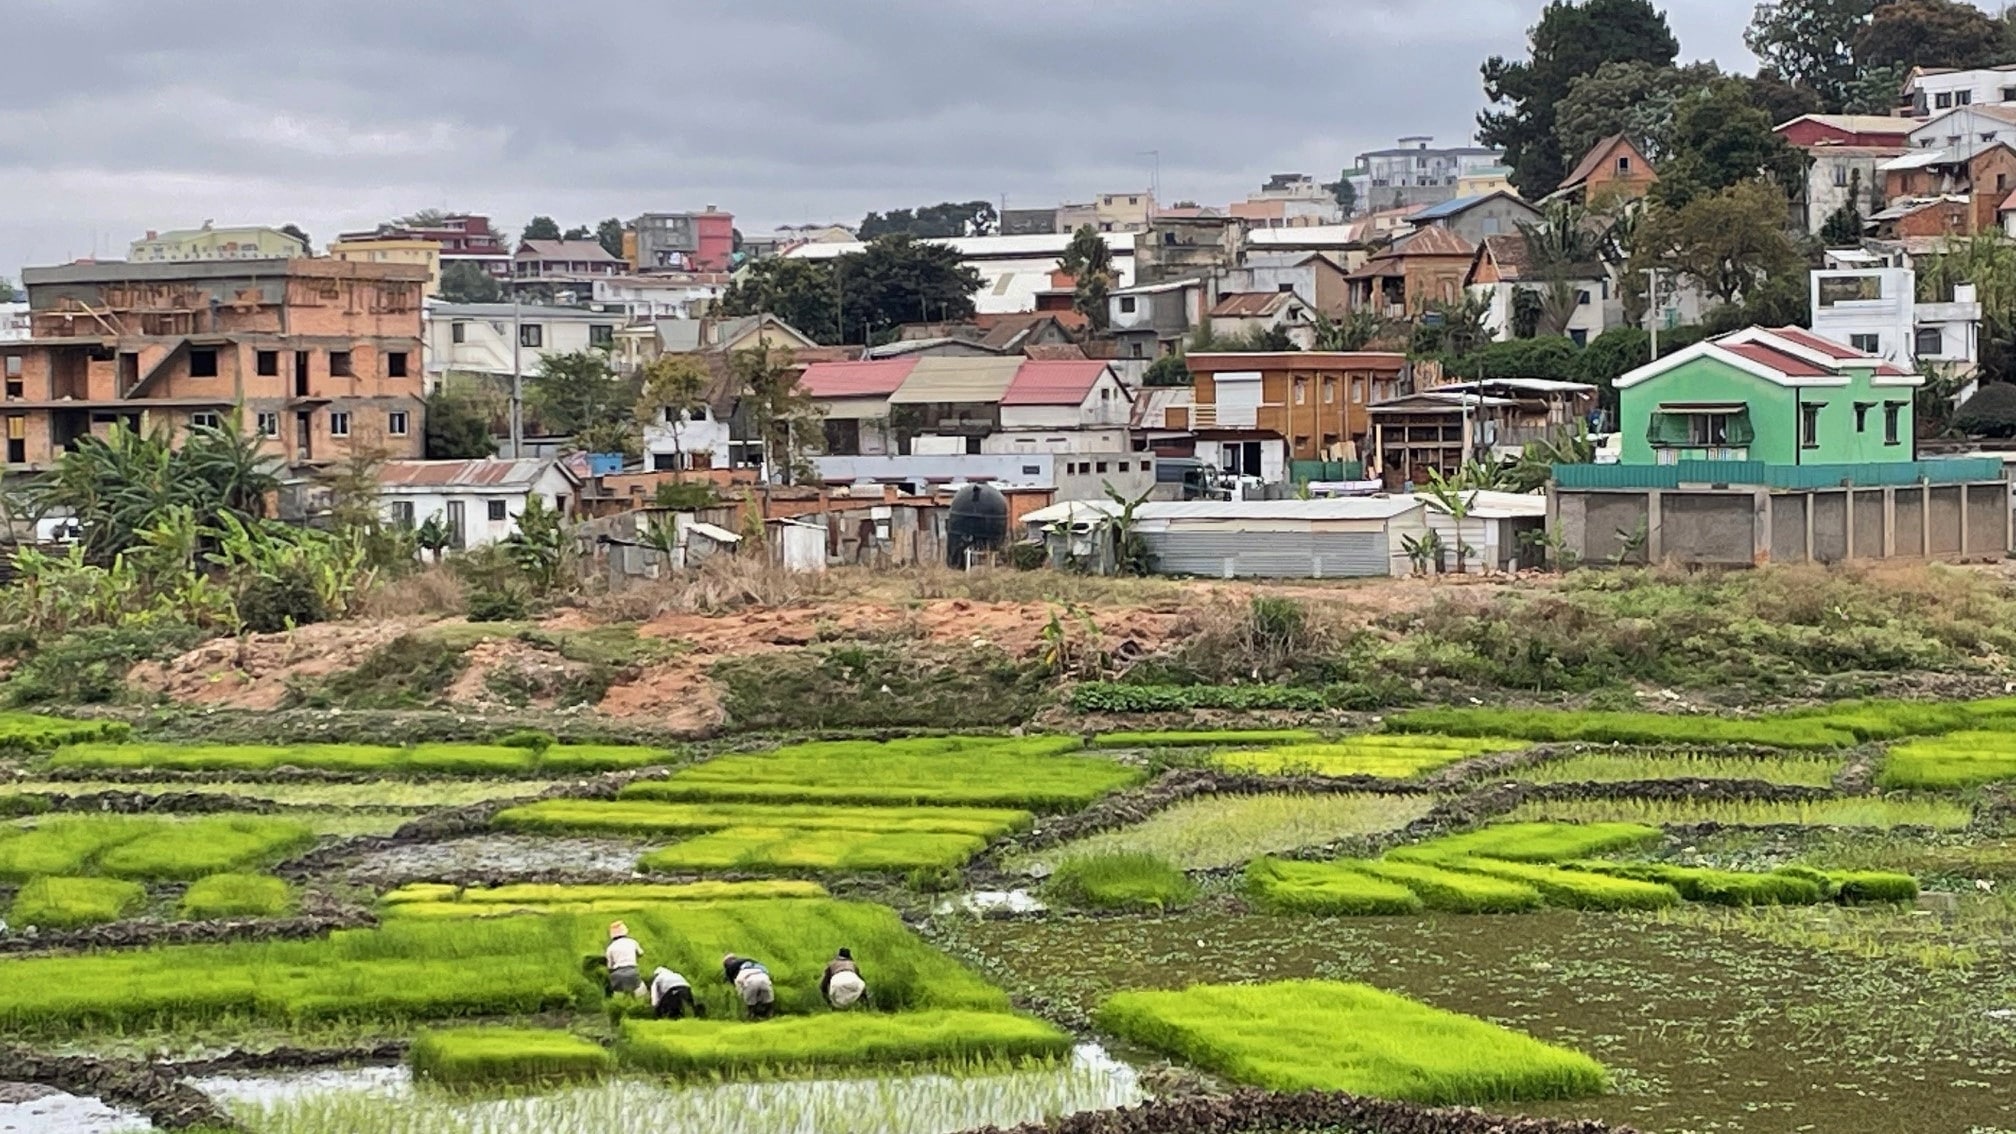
[1000,360,1112,406]
[796,359,918,398]
[1768,326,1864,360]
[1722,342,1833,377]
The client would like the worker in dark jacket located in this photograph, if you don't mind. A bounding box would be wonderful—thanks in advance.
[721,953,776,1019]
[821,947,867,1009]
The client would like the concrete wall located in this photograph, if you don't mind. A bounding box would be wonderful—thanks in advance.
[1553,482,2013,566]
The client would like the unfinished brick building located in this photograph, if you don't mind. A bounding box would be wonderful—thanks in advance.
[3,258,428,473]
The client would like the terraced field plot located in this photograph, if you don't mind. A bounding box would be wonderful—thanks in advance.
[1213,734,1528,779]
[1013,793,1437,872]
[1502,796,1973,830]
[1519,752,1844,786]
[1878,731,2016,790]
[46,741,670,776]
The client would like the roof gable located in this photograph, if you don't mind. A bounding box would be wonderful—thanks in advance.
[1558,135,1654,191]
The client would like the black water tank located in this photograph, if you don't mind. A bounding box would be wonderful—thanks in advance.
[946,484,1009,567]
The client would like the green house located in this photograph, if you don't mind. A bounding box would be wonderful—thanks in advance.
[1615,327,1922,466]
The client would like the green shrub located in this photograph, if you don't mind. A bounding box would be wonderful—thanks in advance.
[640,828,990,874]
[466,588,530,623]
[4,624,203,707]
[714,646,1048,731]
[1216,735,1526,779]
[236,568,328,634]
[1390,822,1664,864]
[495,799,1030,839]
[179,873,295,920]
[1574,862,1824,906]
[1091,729,1321,750]
[1442,859,1680,911]
[1070,683,1329,713]
[1242,857,1424,916]
[497,729,556,752]
[1347,860,1544,913]
[1043,852,1196,912]
[619,1011,1070,1078]
[0,814,315,882]
[1385,708,1855,749]
[312,634,470,709]
[411,1027,611,1086]
[1095,981,1608,1104]
[8,876,147,929]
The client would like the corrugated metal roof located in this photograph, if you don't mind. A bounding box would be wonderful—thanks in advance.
[1411,193,1491,220]
[888,356,1024,404]
[378,459,559,491]
[799,359,919,399]
[1420,490,1548,519]
[1137,498,1427,522]
[1723,342,1833,377]
[1209,292,1295,318]
[517,240,622,262]
[1247,224,1369,248]
[1132,385,1194,430]
[782,232,1134,260]
[1001,360,1113,406]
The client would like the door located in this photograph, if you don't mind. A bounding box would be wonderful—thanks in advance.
[295,412,312,461]
[445,501,466,550]
[294,352,310,397]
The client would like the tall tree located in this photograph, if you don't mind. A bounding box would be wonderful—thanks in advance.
[1553,61,1721,162]
[858,201,999,239]
[560,225,592,242]
[521,216,562,241]
[1820,169,1867,246]
[596,217,626,261]
[1058,225,1116,331]
[1631,180,1803,307]
[0,277,17,302]
[635,354,713,469]
[1478,0,1680,199]
[718,236,981,344]
[717,258,841,341]
[1854,0,2011,71]
[438,260,503,304]
[1840,63,1911,114]
[279,224,312,253]
[1655,79,1807,208]
[399,209,448,227]
[731,344,822,484]
[1740,70,1826,126]
[1744,0,1882,112]
[526,349,638,453]
[425,374,500,460]
[1333,174,1359,216]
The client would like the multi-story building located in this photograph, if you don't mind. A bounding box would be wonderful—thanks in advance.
[128,223,308,263]
[1355,137,1505,210]
[628,209,736,272]
[1228,174,1344,228]
[1055,191,1156,234]
[424,303,623,382]
[6,259,427,472]
[1778,115,1915,237]
[337,214,512,279]
[1901,65,2016,117]
[1186,352,1410,480]
[1809,268,1980,379]
[1880,141,2016,234]
[328,237,444,295]
[590,274,730,320]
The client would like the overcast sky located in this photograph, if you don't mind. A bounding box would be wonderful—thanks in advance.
[0,0,1775,277]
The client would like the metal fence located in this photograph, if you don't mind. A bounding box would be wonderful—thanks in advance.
[1554,457,2008,490]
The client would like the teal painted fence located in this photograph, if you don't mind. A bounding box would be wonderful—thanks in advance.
[1291,460,1366,483]
[1554,457,2007,490]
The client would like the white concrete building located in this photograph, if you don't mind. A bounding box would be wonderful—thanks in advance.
[0,302,28,342]
[591,274,730,320]
[1809,268,1980,378]
[1907,105,2016,156]
[641,405,735,472]
[378,458,578,550]
[424,302,622,381]
[1904,66,2016,118]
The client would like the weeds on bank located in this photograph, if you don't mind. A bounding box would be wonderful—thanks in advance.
[1502,796,1974,831]
[1519,751,1846,786]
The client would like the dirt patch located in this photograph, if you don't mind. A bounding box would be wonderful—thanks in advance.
[595,658,725,731]
[443,639,601,710]
[126,620,435,711]
[637,599,1189,661]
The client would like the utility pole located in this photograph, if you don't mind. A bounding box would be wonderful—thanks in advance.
[509,293,524,458]
[1644,268,1660,363]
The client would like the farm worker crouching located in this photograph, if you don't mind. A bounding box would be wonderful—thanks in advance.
[722,953,776,1019]
[604,921,646,998]
[821,947,867,1010]
[649,967,701,1019]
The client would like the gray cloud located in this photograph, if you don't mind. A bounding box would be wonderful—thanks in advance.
[0,0,1764,274]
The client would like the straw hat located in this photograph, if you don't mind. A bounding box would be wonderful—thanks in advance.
[609,920,629,939]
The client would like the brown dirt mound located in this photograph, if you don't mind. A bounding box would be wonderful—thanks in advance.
[127,619,433,711]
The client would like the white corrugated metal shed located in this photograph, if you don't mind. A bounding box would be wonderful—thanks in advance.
[1139,498,1425,522]
[1419,490,1547,519]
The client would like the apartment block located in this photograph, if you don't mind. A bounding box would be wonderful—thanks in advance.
[4,258,428,472]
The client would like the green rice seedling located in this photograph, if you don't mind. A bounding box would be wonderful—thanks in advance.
[0,712,129,755]
[1348,859,1544,913]
[496,799,1032,839]
[379,880,828,919]
[1389,822,1665,864]
[1242,857,1424,916]
[409,1027,611,1086]
[619,1010,1070,1078]
[639,828,990,874]
[400,745,546,776]
[0,815,149,879]
[1384,708,1855,749]
[1878,732,2016,790]
[0,778,565,809]
[179,873,296,920]
[380,883,463,905]
[1778,866,1922,903]
[1090,730,1321,750]
[1787,697,2016,743]
[7,875,147,929]
[93,816,318,881]
[1096,980,1608,1103]
[45,741,668,777]
[1214,735,1528,780]
[534,745,672,774]
[1440,859,1680,911]
[1572,862,1825,906]
[1502,797,1973,831]
[1012,793,1437,872]
[1520,752,1844,787]
[1042,852,1196,912]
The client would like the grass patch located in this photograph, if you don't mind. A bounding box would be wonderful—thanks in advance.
[641,828,990,874]
[1385,708,1854,749]
[1242,858,1424,916]
[309,633,472,709]
[378,880,829,919]
[7,875,147,929]
[1014,794,1436,873]
[713,645,1049,732]
[179,873,296,920]
[619,1010,1070,1079]
[496,799,1030,839]
[621,736,1135,811]
[1345,860,1545,913]
[1521,752,1843,787]
[1440,859,1680,911]
[1502,797,1973,831]
[1043,852,1196,912]
[1787,697,2016,743]
[47,741,667,777]
[1069,684,1329,714]
[1389,822,1665,864]
[1214,735,1526,779]
[0,712,130,756]
[0,814,316,881]
[0,898,1005,1034]
[1096,981,1607,1103]
[1090,730,1321,750]
[410,1027,611,1086]
[1879,732,2016,790]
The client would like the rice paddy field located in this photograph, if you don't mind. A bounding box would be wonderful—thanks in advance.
[4,701,2016,1134]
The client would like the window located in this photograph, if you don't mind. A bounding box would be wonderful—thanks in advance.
[451,321,467,344]
[1569,328,1588,347]
[652,453,677,471]
[1884,401,1904,445]
[330,350,354,377]
[1687,413,1734,445]
[1832,163,1851,187]
[519,324,543,348]
[1855,402,1873,432]
[1576,289,1591,306]
[1616,156,1632,175]
[3,355,17,378]
[5,415,23,464]
[1916,326,1945,355]
[1118,297,1137,314]
[191,411,220,430]
[387,351,409,378]
[1128,342,1144,359]
[389,502,414,529]
[256,412,279,437]
[2004,87,2016,102]
[487,500,508,522]
[4,379,17,400]
[1801,403,1821,448]
[1351,377,1365,403]
[1100,387,1112,402]
[1293,378,1308,405]
[256,350,278,376]
[388,411,409,436]
[1937,92,1954,109]
[1094,461,1108,474]
[189,349,218,377]
[590,324,615,347]
[329,411,351,437]
[1323,378,1336,404]
[1958,90,1973,105]
[1850,333,1880,354]
[1022,464,1041,476]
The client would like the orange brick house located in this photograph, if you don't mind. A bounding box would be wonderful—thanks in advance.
[1880,142,2016,234]
[1186,351,1410,479]
[1551,134,1659,206]
[1343,227,1476,318]
[4,258,427,472]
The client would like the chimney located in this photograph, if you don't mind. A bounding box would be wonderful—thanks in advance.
[145,230,157,240]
